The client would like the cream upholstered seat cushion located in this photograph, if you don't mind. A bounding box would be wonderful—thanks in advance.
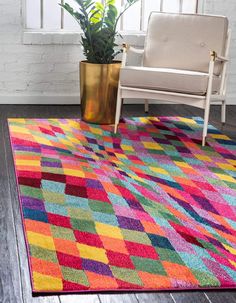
[143,13,228,76]
[119,14,227,95]
[120,66,221,95]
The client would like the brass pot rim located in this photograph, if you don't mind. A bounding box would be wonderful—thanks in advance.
[80,60,121,66]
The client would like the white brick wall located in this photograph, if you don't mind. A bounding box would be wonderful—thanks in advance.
[0,0,235,104]
[204,0,236,104]
[0,0,83,103]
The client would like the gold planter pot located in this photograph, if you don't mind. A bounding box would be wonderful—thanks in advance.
[80,61,121,124]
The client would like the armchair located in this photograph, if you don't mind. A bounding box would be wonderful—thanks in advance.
[114,13,231,146]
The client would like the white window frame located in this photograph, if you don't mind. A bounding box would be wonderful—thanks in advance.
[22,0,205,45]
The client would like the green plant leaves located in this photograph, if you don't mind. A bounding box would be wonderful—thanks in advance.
[60,0,139,64]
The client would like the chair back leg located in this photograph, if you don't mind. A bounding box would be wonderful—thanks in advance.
[144,99,149,113]
[221,100,226,124]
[219,30,231,125]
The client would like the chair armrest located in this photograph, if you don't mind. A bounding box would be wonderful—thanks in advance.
[216,55,229,62]
[129,46,144,55]
[210,51,229,62]
[122,43,144,55]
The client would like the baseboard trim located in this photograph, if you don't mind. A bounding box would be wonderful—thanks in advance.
[0,95,80,105]
[0,96,170,105]
[0,95,235,105]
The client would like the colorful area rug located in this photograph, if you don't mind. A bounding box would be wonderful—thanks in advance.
[8,117,236,293]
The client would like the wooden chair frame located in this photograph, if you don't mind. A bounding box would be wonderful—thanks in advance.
[114,30,231,146]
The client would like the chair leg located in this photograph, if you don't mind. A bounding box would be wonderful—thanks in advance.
[202,102,211,147]
[221,99,226,124]
[114,88,122,134]
[144,99,149,113]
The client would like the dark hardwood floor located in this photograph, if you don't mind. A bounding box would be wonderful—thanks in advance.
[0,104,235,303]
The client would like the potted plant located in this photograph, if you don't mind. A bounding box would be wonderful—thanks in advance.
[60,0,139,124]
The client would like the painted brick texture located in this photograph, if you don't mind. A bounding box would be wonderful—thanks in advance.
[0,0,235,104]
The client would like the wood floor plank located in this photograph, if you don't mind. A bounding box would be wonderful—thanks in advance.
[171,292,211,303]
[205,291,236,303]
[2,115,60,303]
[34,296,60,303]
[60,294,100,303]
[99,294,138,303]
[135,292,174,303]
[0,111,23,303]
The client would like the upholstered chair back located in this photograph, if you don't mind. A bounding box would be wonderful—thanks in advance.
[143,13,228,76]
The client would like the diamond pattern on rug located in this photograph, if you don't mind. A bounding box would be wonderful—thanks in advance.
[8,117,236,293]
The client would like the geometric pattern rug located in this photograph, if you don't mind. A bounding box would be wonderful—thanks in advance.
[8,117,236,293]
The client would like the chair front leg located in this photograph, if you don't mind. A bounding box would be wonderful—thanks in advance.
[202,51,216,146]
[114,86,122,133]
[202,100,211,147]
[114,43,129,133]
[221,99,226,124]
